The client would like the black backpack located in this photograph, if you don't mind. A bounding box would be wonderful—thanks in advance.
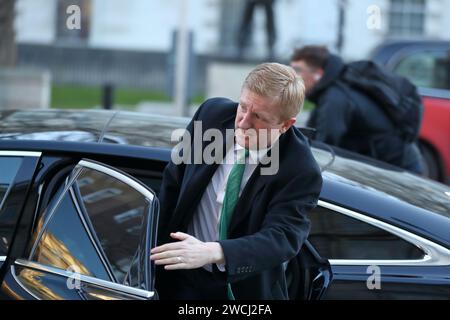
[339,60,423,142]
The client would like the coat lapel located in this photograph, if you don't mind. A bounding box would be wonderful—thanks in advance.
[174,114,236,230]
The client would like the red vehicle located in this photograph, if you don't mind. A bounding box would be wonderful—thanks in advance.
[371,41,450,184]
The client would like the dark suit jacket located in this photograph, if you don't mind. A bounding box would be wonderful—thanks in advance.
[156,97,323,300]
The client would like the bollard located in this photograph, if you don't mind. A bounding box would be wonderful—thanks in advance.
[102,83,114,110]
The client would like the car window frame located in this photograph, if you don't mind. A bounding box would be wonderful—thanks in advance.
[19,158,156,299]
[311,200,450,267]
[0,156,22,209]
[0,150,42,265]
[387,47,450,92]
[0,151,41,209]
[12,259,153,300]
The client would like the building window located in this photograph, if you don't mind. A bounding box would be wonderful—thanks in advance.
[55,0,91,44]
[394,50,450,90]
[388,0,426,37]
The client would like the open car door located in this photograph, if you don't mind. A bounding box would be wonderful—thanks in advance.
[286,240,332,300]
[1,159,159,300]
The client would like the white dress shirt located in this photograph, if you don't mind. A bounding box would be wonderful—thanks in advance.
[187,143,268,272]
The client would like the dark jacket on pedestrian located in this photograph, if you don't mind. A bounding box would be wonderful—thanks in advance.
[306,54,423,173]
[156,98,323,300]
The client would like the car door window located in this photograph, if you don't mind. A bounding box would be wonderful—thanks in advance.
[0,157,22,209]
[394,50,450,90]
[0,156,24,256]
[31,189,112,281]
[29,159,157,291]
[308,206,424,260]
[73,166,153,284]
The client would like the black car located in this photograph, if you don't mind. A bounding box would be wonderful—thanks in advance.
[0,109,449,300]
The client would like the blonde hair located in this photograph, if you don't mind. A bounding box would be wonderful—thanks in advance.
[242,62,305,120]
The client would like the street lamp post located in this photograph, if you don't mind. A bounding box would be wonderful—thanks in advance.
[0,0,17,67]
[336,0,347,54]
[174,0,190,117]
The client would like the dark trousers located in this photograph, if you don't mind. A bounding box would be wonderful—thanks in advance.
[156,267,229,300]
[237,0,276,52]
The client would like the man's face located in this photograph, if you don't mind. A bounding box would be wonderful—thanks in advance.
[290,60,323,94]
[235,88,295,150]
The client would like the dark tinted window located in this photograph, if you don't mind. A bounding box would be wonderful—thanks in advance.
[309,206,424,260]
[0,156,23,255]
[31,192,111,281]
[394,50,450,90]
[0,157,22,208]
[74,167,151,284]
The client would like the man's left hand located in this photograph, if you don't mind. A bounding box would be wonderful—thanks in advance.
[150,232,225,270]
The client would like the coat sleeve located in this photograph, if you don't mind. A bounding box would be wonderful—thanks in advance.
[217,165,322,283]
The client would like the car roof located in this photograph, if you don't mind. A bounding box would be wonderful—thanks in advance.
[0,109,189,147]
[1,109,449,246]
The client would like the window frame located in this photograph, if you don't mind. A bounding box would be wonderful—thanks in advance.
[0,151,41,209]
[0,151,42,263]
[23,159,156,299]
[382,45,450,97]
[13,259,153,300]
[313,200,450,267]
[388,0,426,37]
[392,49,450,91]
[68,184,117,282]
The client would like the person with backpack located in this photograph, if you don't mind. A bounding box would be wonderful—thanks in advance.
[290,45,424,174]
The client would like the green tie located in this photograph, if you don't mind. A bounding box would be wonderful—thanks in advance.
[219,147,249,300]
